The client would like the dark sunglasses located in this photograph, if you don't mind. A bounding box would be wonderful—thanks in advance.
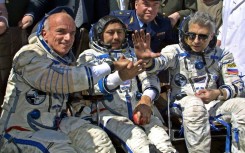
[185,32,209,41]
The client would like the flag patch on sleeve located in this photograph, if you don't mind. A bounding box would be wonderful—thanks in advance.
[227,63,239,75]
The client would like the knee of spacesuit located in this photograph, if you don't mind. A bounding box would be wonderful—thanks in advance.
[68,123,116,153]
[178,96,211,151]
[179,96,208,123]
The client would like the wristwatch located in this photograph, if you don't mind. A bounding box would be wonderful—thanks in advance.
[106,61,115,73]
[217,89,225,101]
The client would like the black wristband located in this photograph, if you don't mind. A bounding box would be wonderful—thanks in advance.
[106,61,115,73]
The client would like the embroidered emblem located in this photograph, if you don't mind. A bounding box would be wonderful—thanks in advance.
[174,73,187,87]
[156,32,165,36]
[26,89,46,105]
[130,16,134,24]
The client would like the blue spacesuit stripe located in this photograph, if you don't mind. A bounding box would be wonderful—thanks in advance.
[210,115,231,153]
[99,122,133,153]
[220,85,233,99]
[233,128,240,150]
[61,68,64,94]
[98,77,108,94]
[3,133,50,153]
[125,91,133,120]
[66,69,70,93]
[88,67,94,93]
[55,72,59,94]
[84,66,92,92]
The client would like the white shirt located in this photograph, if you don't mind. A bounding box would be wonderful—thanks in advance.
[220,0,245,79]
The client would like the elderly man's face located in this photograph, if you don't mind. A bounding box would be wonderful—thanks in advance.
[185,23,214,52]
[135,0,160,23]
[42,13,76,57]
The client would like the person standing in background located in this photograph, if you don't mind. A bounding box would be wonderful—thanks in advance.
[158,0,196,43]
[110,0,173,53]
[0,1,8,35]
[197,0,222,34]
[0,0,49,111]
[217,0,245,82]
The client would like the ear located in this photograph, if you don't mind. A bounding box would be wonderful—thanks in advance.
[135,0,138,8]
[210,33,215,40]
[208,33,217,49]
[41,29,48,41]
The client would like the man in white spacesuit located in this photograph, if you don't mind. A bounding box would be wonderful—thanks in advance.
[133,11,245,153]
[77,15,176,153]
[0,7,143,153]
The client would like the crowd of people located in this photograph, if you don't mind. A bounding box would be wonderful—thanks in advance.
[0,0,244,153]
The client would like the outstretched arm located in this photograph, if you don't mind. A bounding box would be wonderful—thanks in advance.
[132,29,160,66]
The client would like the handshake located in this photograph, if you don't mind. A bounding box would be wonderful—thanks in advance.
[108,56,144,81]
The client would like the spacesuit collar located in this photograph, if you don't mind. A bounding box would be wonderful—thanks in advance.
[179,42,213,56]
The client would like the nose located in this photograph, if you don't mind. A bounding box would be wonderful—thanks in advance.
[113,32,119,39]
[193,35,201,43]
[147,5,154,11]
[64,33,72,41]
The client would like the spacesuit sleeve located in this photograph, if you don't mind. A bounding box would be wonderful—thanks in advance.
[77,49,121,95]
[13,49,111,94]
[146,45,179,74]
[138,71,160,101]
[219,48,245,99]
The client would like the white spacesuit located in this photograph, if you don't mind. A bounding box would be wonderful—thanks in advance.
[144,12,245,152]
[0,7,116,153]
[77,15,176,153]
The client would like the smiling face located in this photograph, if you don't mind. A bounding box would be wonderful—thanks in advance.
[42,12,76,57]
[135,0,160,23]
[185,23,214,52]
[102,22,126,50]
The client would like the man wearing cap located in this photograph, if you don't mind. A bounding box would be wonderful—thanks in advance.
[0,7,142,153]
[110,0,173,53]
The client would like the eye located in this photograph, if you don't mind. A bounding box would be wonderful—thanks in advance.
[56,29,66,34]
[185,32,209,41]
[198,34,209,40]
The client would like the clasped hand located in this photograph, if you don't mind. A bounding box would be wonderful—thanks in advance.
[133,95,152,125]
[114,56,145,81]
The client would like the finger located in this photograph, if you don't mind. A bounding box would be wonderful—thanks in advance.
[22,23,29,29]
[132,33,136,43]
[134,30,141,41]
[146,33,151,45]
[140,29,146,40]
[133,59,143,67]
[18,21,23,28]
[149,52,161,58]
[127,61,133,69]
